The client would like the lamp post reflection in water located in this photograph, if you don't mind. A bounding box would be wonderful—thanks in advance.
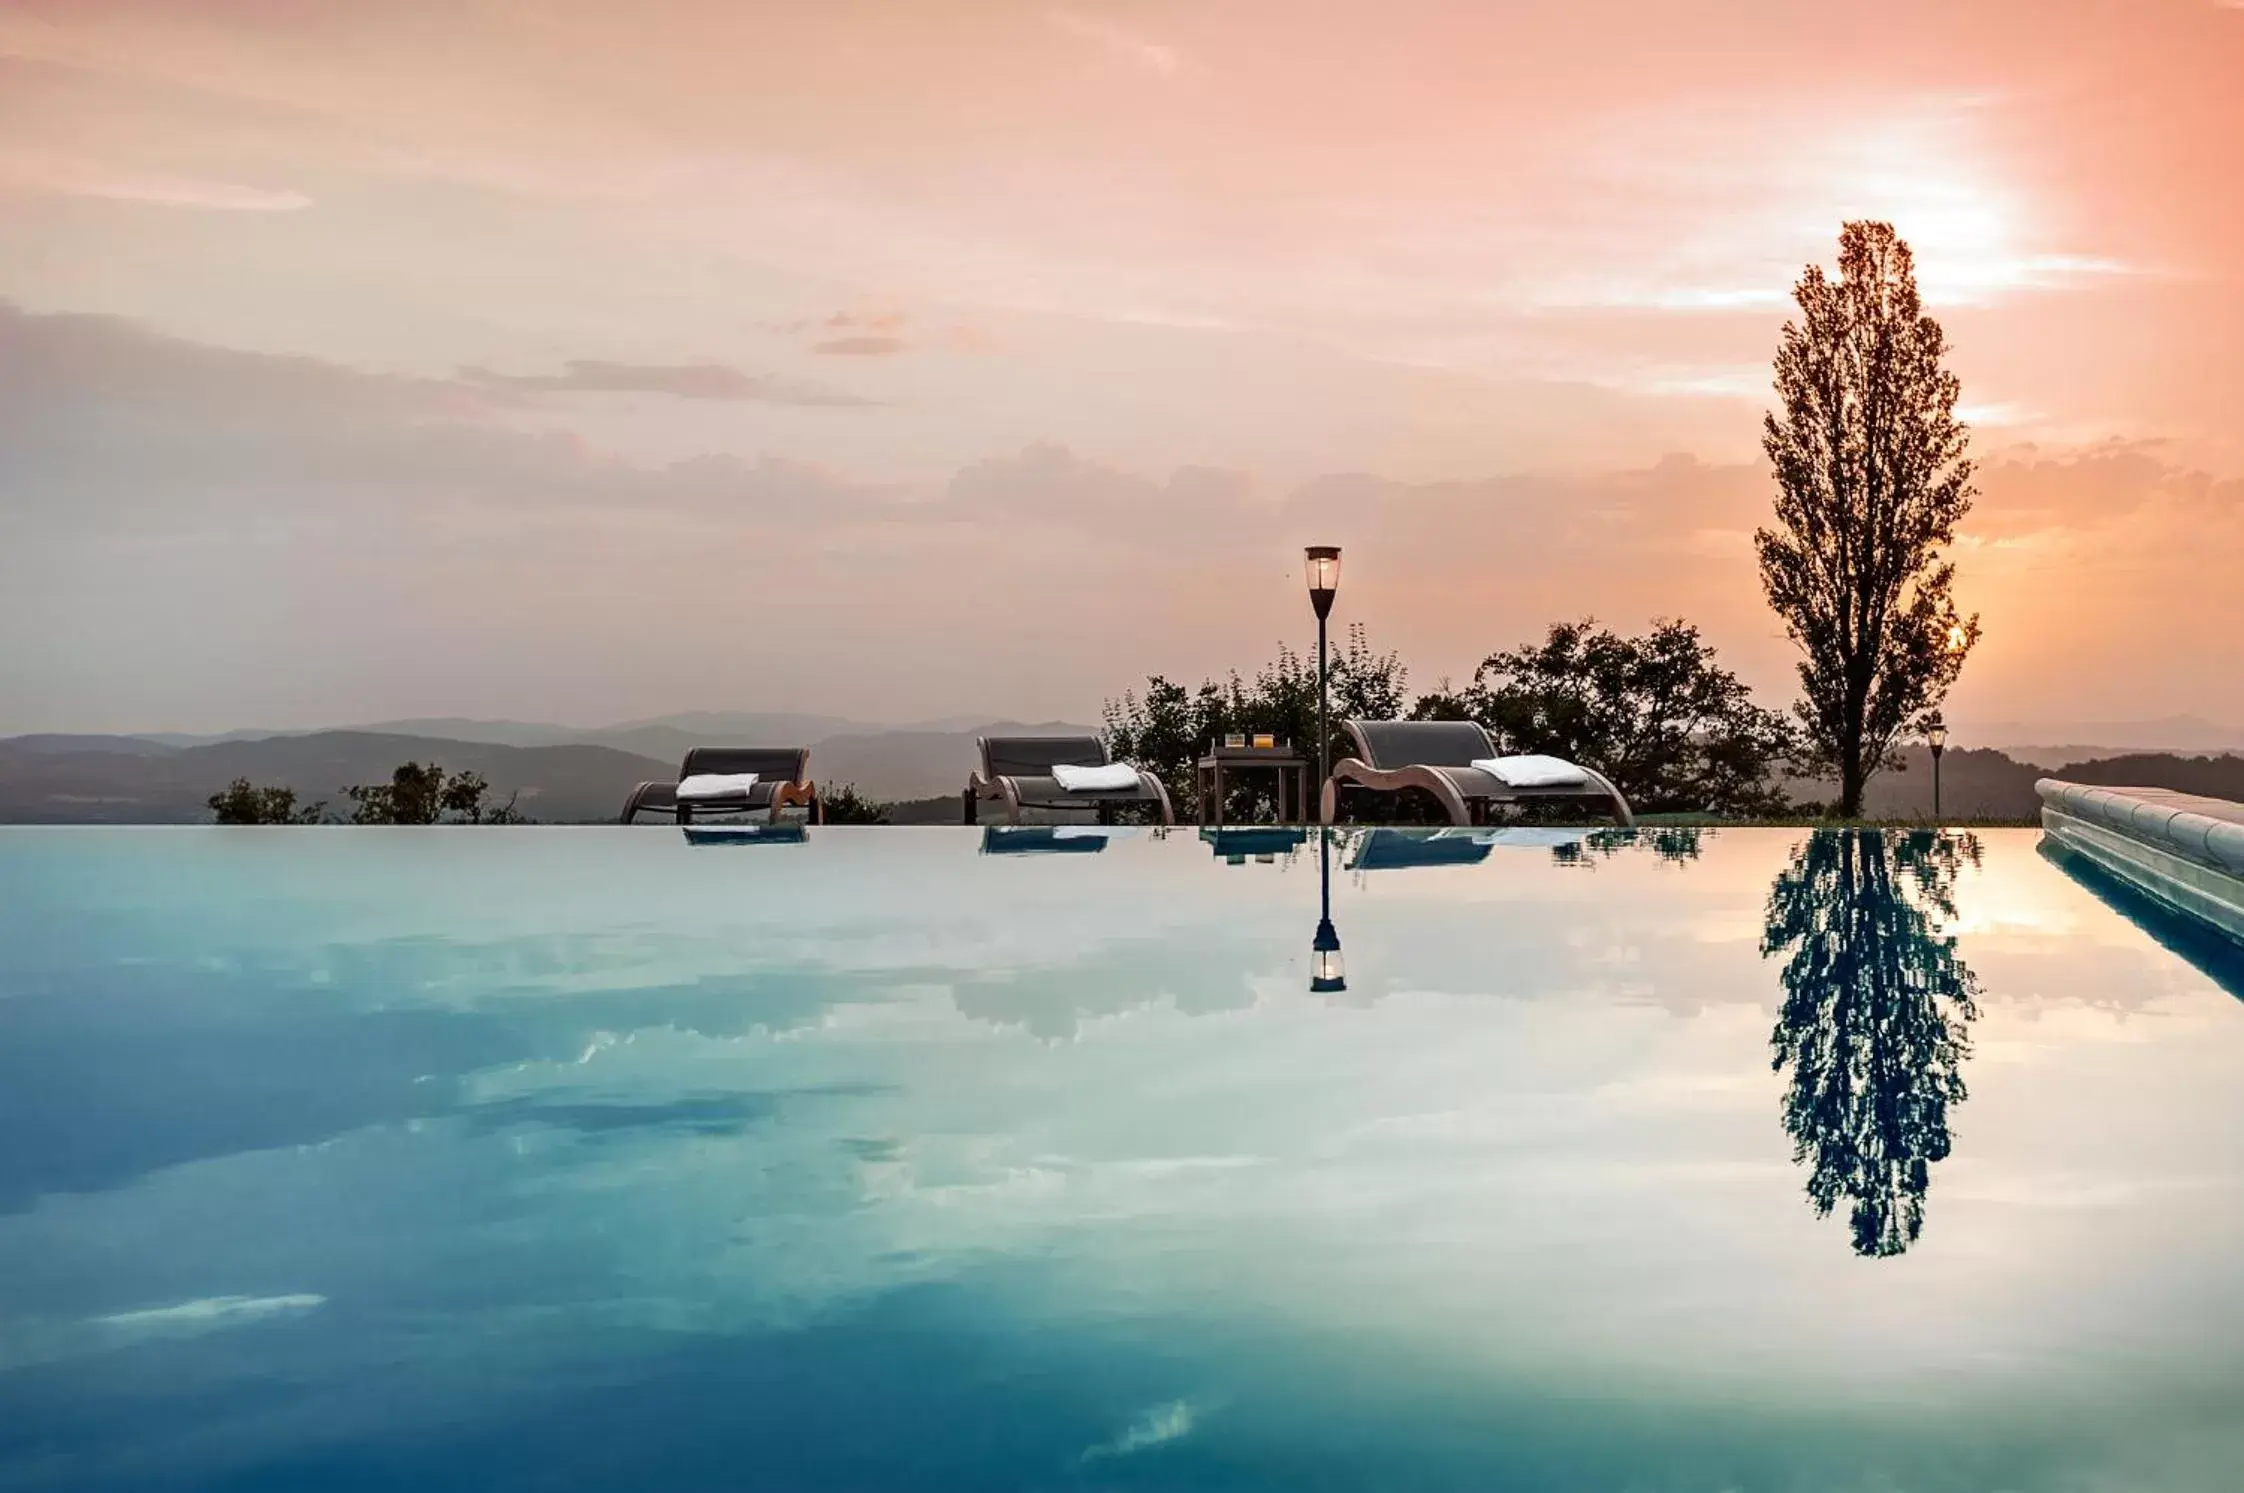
[1310,825,1346,993]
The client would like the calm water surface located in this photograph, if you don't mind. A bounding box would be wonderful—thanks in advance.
[2,826,2242,1490]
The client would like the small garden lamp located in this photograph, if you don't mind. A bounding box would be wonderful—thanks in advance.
[1305,545,1341,810]
[1310,825,1346,993]
[1926,716,1948,821]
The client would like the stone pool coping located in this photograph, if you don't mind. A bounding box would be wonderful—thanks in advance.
[2037,779,2244,946]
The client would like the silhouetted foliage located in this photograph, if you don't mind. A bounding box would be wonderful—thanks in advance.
[207,778,326,825]
[1762,829,1982,1257]
[818,783,891,824]
[1414,619,1797,816]
[344,762,525,824]
[345,762,443,824]
[1760,222,1980,817]
[1103,624,1409,818]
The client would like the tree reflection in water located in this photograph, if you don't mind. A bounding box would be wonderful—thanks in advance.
[1762,830,1983,1258]
[1559,826,1705,867]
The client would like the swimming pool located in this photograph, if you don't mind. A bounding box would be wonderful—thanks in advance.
[3,826,2242,1490]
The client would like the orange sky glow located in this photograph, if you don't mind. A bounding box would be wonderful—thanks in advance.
[1,0,2238,735]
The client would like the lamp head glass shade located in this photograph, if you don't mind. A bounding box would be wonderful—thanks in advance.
[1305,545,1341,620]
[1927,722,1948,752]
[1310,916,1346,993]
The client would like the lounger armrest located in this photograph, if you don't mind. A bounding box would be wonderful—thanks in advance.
[1320,757,1374,825]
[620,780,675,824]
[1322,757,1475,825]
[1134,769,1176,826]
[1573,764,1635,827]
[967,769,1027,825]
[771,778,820,824]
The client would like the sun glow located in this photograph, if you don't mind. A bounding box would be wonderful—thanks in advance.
[1812,113,2126,306]
[1537,98,2129,322]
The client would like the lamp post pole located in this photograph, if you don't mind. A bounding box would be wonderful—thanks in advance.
[1305,546,1341,822]
[1927,716,1948,822]
[1317,612,1327,791]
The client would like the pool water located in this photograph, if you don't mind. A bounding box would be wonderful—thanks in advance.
[3,826,2242,1490]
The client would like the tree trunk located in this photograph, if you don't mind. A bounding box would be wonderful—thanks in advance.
[1839,739,1866,819]
[1836,668,1870,818]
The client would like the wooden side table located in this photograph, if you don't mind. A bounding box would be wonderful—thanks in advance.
[1196,749,1311,825]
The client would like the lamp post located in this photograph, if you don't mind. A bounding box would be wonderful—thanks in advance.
[1305,546,1341,820]
[1926,716,1948,822]
[1310,825,1346,993]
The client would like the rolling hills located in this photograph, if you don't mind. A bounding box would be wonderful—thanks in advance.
[0,718,1097,823]
[3,724,2238,825]
[0,733,674,824]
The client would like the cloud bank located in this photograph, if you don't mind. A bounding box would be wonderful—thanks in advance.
[459,359,880,404]
[3,306,2237,733]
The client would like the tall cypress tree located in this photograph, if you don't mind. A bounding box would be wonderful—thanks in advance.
[1759,221,1979,817]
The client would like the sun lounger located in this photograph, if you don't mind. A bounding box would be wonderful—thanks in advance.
[1320,720,1633,827]
[619,746,820,825]
[964,735,1174,826]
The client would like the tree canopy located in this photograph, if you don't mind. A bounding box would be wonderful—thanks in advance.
[1106,620,1798,820]
[207,778,326,825]
[1102,623,1409,819]
[1413,619,1797,817]
[817,783,891,825]
[1759,220,1980,816]
[342,763,524,824]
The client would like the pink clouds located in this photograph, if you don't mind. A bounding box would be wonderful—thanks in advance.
[0,148,309,211]
[3,291,2239,733]
[1043,9,1183,78]
[811,336,908,357]
[459,359,880,404]
[0,1,2238,730]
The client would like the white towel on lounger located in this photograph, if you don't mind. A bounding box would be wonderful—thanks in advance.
[1469,754,1589,789]
[1050,762,1140,792]
[676,772,761,800]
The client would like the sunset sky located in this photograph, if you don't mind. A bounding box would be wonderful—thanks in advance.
[2,0,2239,737]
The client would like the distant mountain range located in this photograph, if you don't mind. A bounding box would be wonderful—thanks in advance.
[0,733,674,824]
[0,716,1099,823]
[3,714,2238,825]
[125,711,883,752]
[1829,745,2244,820]
[1972,714,2244,763]
[46,707,2244,761]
